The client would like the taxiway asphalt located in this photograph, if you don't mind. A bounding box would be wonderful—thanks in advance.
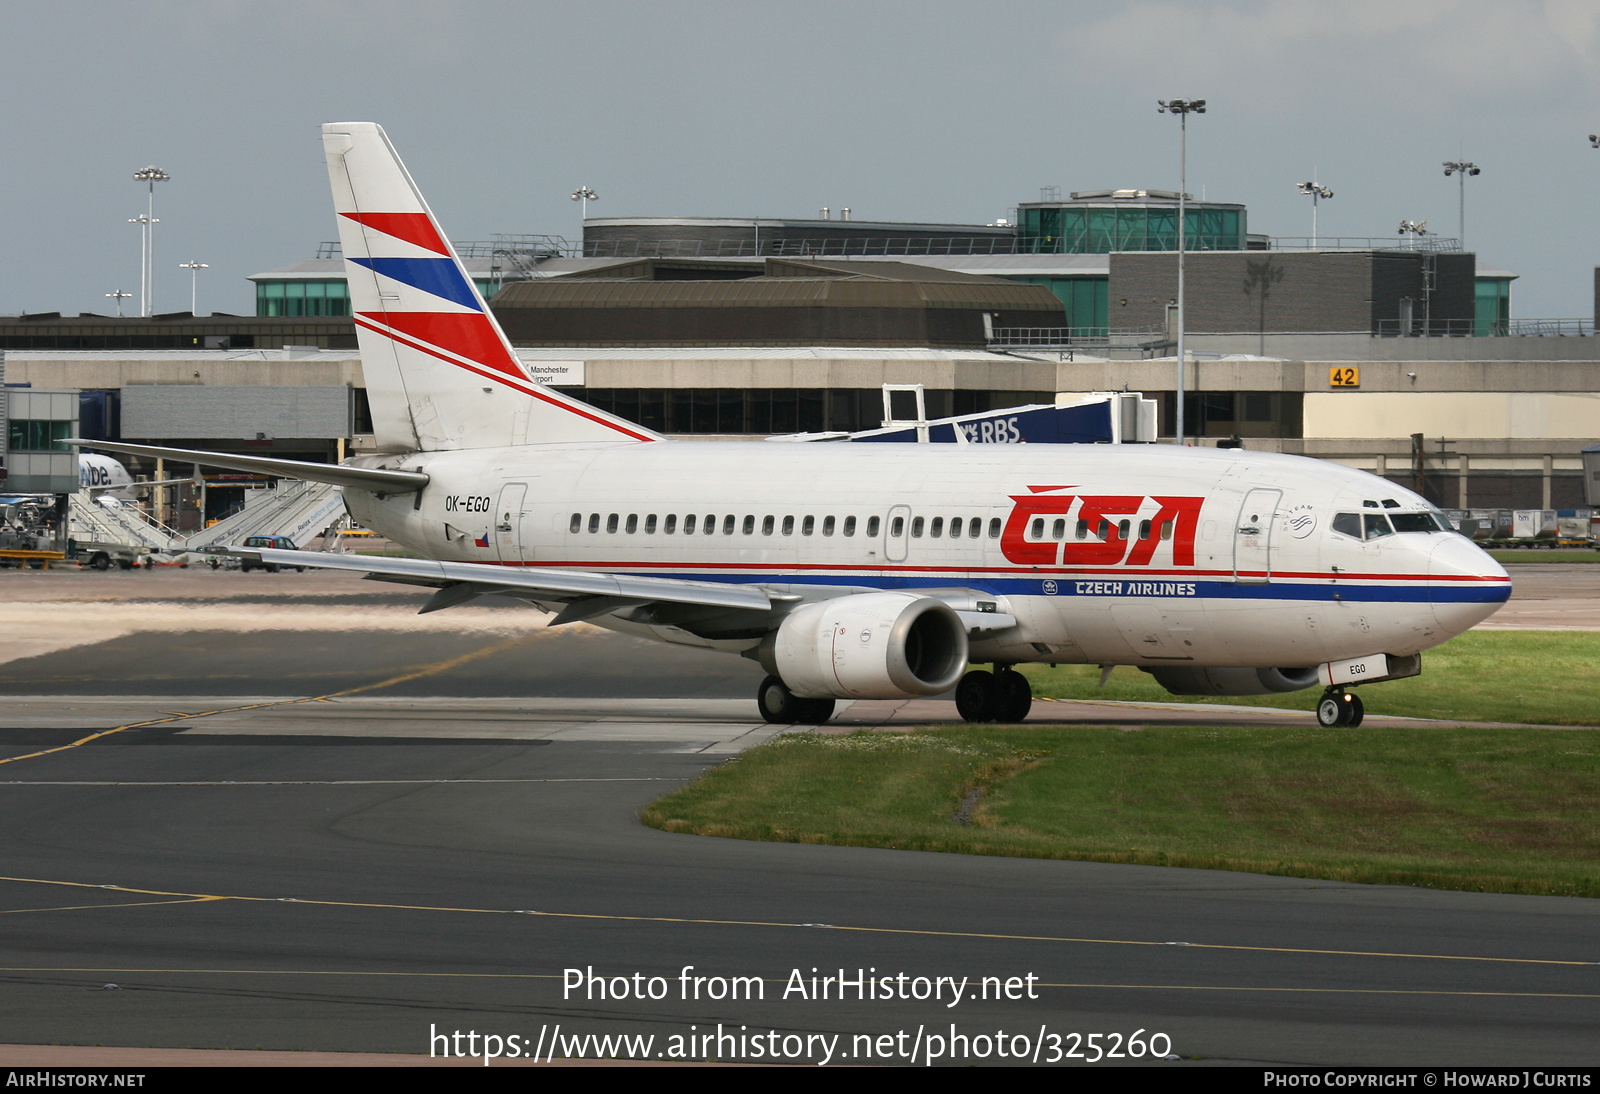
[0,567,1594,1067]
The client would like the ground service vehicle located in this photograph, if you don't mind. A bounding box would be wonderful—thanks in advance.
[239,535,304,573]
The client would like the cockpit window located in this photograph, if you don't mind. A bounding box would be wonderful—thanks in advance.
[1381,499,1401,509]
[1363,514,1394,540]
[1390,512,1444,533]
[1332,512,1362,539]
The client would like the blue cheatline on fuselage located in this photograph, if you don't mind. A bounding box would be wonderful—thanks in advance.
[505,565,1511,605]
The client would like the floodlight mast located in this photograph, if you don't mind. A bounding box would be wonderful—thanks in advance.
[179,260,208,315]
[131,166,170,316]
[571,186,598,223]
[1158,98,1205,445]
[1296,179,1334,246]
[1442,161,1479,248]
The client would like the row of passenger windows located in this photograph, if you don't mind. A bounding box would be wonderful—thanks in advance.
[570,512,1006,540]
[1026,517,1175,543]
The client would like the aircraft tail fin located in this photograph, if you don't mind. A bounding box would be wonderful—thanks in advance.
[321,122,659,452]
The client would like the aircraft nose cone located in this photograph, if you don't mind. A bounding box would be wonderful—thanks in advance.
[1429,533,1510,634]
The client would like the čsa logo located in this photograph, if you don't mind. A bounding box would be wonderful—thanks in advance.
[1000,485,1203,567]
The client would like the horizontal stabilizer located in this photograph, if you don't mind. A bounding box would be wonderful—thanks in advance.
[69,440,428,494]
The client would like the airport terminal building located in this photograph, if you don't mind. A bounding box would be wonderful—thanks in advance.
[2,187,1596,515]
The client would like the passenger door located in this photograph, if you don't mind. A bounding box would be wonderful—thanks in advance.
[495,482,528,563]
[1233,488,1281,584]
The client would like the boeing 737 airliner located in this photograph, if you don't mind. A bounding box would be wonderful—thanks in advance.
[81,123,1511,728]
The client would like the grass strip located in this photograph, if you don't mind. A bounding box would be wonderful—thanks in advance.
[1018,630,1600,726]
[643,726,1600,898]
[1488,549,1600,564]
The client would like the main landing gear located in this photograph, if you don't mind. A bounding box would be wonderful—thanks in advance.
[1316,687,1365,728]
[757,675,836,726]
[955,666,1033,724]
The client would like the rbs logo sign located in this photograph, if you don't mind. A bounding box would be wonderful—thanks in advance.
[959,417,1022,444]
[1000,486,1204,567]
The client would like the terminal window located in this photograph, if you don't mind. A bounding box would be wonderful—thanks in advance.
[7,420,72,451]
[256,279,352,317]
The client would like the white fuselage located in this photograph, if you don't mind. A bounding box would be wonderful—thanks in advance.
[342,440,1510,671]
[79,454,136,501]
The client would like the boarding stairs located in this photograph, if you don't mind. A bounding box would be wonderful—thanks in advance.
[183,481,346,552]
[69,494,180,566]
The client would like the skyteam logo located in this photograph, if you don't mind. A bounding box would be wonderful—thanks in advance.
[1000,485,1204,568]
[1286,502,1318,539]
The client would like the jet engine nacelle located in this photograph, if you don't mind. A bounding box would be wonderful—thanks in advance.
[767,592,969,700]
[1145,665,1321,697]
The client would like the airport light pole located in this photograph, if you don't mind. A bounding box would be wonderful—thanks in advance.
[1296,179,1333,246]
[132,166,170,316]
[571,186,598,242]
[1441,161,1479,248]
[1158,98,1205,445]
[128,216,155,317]
[105,290,132,317]
[179,260,208,315]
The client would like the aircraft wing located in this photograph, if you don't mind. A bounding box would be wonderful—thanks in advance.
[236,547,777,620]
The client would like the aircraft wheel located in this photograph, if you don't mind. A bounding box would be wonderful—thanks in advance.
[955,670,996,723]
[758,676,836,726]
[1316,693,1342,727]
[795,697,836,725]
[757,676,799,724]
[1317,689,1359,727]
[1345,693,1365,727]
[992,669,1034,723]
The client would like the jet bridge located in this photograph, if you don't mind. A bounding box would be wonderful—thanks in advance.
[768,386,1158,445]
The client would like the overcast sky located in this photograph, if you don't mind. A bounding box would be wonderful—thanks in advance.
[5,0,1599,320]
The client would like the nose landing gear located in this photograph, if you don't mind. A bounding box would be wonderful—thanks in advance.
[1316,688,1365,728]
